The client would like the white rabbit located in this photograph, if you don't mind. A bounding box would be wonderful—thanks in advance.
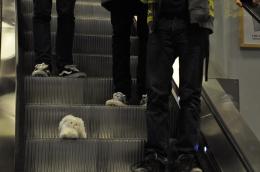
[59,114,87,139]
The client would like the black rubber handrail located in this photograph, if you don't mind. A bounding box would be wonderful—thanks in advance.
[202,79,260,172]
[242,0,260,23]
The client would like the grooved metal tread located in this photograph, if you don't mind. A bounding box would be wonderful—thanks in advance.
[25,139,144,172]
[20,1,107,18]
[24,77,138,105]
[23,52,138,77]
[24,32,139,55]
[25,105,146,139]
[23,15,112,35]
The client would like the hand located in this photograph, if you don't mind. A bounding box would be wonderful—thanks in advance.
[235,0,260,7]
[235,0,243,7]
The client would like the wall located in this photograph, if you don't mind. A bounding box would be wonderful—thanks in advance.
[210,0,260,140]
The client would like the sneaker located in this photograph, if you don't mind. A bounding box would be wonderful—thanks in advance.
[130,159,165,172]
[32,63,51,77]
[139,94,147,106]
[173,154,202,172]
[130,153,168,172]
[105,92,127,106]
[59,65,86,78]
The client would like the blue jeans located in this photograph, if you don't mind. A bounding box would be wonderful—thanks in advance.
[145,18,209,157]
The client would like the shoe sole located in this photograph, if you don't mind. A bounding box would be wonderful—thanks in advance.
[105,99,127,106]
[32,71,49,77]
[191,167,203,172]
[61,72,87,78]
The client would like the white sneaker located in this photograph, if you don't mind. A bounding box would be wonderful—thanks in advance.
[139,94,147,106]
[32,63,50,77]
[105,92,127,106]
[59,114,87,139]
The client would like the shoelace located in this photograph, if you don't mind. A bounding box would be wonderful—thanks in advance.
[64,65,80,72]
[113,92,126,101]
[35,63,48,70]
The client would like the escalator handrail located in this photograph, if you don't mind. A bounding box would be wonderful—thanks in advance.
[242,1,260,23]
[202,79,260,172]
[171,78,260,171]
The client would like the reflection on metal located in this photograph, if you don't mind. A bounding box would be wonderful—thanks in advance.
[0,0,16,172]
[200,100,247,172]
[203,79,260,172]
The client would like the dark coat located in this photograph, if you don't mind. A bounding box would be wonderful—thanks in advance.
[101,0,142,11]
[101,0,113,10]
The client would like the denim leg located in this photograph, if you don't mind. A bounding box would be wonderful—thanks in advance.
[33,0,52,66]
[177,27,209,151]
[56,0,76,71]
[145,21,175,157]
[136,3,148,99]
[111,10,133,98]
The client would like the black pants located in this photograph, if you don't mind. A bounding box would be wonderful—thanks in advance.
[33,0,76,71]
[145,18,209,157]
[110,2,148,99]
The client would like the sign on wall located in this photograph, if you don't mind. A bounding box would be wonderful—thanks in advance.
[240,9,260,48]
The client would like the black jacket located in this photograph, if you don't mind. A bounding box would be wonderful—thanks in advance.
[101,0,112,10]
[101,0,142,11]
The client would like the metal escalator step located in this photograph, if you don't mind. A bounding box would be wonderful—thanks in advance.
[24,77,137,105]
[21,1,108,18]
[23,52,138,77]
[24,77,85,105]
[25,105,146,139]
[24,32,138,55]
[25,139,144,172]
[23,15,112,35]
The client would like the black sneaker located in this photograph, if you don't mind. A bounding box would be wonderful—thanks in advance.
[59,65,86,78]
[32,63,51,77]
[130,153,167,172]
[173,154,202,172]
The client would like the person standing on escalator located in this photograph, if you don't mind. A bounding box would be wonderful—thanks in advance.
[101,0,149,106]
[31,0,86,78]
[130,0,214,171]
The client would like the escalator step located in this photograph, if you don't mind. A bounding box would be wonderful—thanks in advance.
[24,32,138,55]
[23,52,138,77]
[25,139,144,172]
[25,105,146,139]
[21,1,108,18]
[24,77,85,105]
[24,77,138,105]
[23,15,112,35]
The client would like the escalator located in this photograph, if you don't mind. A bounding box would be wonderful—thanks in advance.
[15,0,145,171]
[14,0,260,171]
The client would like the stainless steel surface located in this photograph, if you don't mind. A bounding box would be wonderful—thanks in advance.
[203,79,260,172]
[0,0,16,172]
[200,100,247,172]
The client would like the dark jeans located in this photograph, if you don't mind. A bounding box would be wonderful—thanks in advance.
[111,2,148,99]
[145,18,209,157]
[33,0,76,71]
